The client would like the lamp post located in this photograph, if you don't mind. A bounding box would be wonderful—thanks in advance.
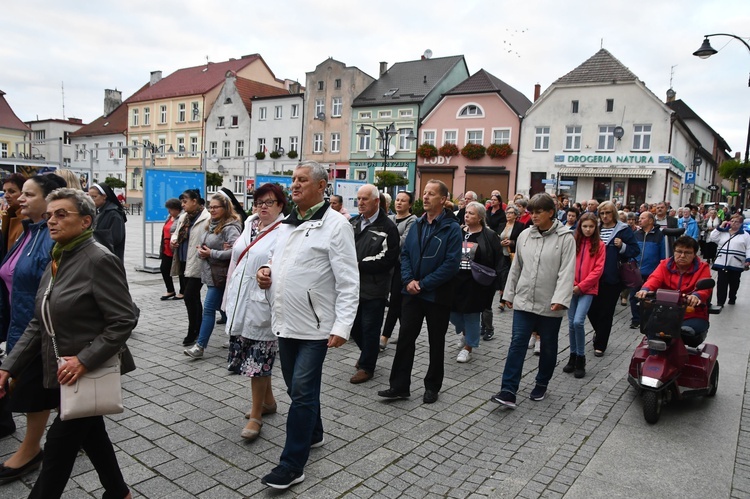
[356,122,416,192]
[693,33,750,211]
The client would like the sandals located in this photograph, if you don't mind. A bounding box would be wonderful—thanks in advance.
[245,403,277,419]
[241,418,262,441]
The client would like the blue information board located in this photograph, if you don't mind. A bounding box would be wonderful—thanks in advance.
[255,175,293,190]
[144,169,205,222]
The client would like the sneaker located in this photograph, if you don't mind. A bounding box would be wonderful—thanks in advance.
[529,385,547,401]
[261,465,305,490]
[456,349,471,363]
[184,344,204,358]
[533,341,541,356]
[457,334,466,348]
[483,330,495,341]
[490,391,517,409]
[528,335,536,349]
[378,388,410,399]
[629,321,640,329]
[310,436,325,449]
[222,340,230,349]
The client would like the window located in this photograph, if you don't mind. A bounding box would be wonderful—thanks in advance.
[331,132,341,153]
[178,103,186,122]
[466,130,483,145]
[131,139,139,158]
[143,107,150,125]
[359,111,371,119]
[317,81,324,90]
[257,138,266,154]
[399,109,413,118]
[606,99,614,112]
[534,127,550,150]
[335,79,341,89]
[108,141,114,158]
[220,140,229,157]
[443,130,457,145]
[217,116,225,128]
[275,106,282,119]
[313,133,323,153]
[231,115,239,127]
[176,136,185,156]
[34,130,46,142]
[64,132,71,145]
[571,100,579,114]
[492,129,510,144]
[632,124,652,151]
[315,99,324,116]
[74,144,80,161]
[422,130,436,146]
[191,102,200,121]
[158,137,166,156]
[1,143,7,158]
[399,129,413,150]
[190,136,198,156]
[209,141,218,157]
[258,107,267,121]
[116,141,124,159]
[234,176,243,193]
[565,126,582,151]
[132,108,139,126]
[459,104,483,117]
[291,104,299,118]
[160,105,167,124]
[236,140,244,157]
[331,97,342,117]
[130,171,139,190]
[273,137,282,152]
[289,136,298,152]
[378,110,392,118]
[597,125,616,151]
[93,143,99,160]
[358,130,371,151]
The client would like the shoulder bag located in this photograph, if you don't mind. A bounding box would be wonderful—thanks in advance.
[468,229,497,287]
[42,279,123,421]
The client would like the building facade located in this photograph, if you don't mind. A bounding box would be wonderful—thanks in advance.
[24,117,85,168]
[0,89,33,173]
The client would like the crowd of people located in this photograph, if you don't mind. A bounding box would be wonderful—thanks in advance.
[1,163,750,493]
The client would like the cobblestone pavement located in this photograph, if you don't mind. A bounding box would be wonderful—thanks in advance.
[1,214,748,498]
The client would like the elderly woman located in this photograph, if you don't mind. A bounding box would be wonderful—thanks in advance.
[184,192,241,358]
[224,183,286,441]
[586,201,640,356]
[0,174,65,484]
[0,188,137,499]
[1,173,26,257]
[159,198,183,300]
[88,183,127,262]
[701,208,721,264]
[709,213,750,306]
[451,201,502,362]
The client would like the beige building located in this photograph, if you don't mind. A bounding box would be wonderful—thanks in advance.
[0,90,32,168]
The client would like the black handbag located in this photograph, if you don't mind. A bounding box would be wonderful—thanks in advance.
[470,260,497,286]
[619,259,642,289]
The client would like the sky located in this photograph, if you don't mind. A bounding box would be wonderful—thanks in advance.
[3,0,749,155]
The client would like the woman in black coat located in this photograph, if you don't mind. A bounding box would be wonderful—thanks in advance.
[485,194,507,232]
[88,184,127,263]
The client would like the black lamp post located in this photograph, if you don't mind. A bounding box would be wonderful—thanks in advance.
[693,33,750,211]
[356,122,416,173]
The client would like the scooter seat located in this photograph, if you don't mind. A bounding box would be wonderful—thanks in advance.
[681,326,707,348]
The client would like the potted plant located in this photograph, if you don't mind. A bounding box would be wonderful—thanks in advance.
[269,151,281,159]
[287,150,298,159]
[461,143,486,160]
[487,143,514,159]
[255,151,266,160]
[438,143,459,157]
[417,143,439,159]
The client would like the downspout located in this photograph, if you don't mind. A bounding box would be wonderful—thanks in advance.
[516,114,523,198]
[664,113,676,203]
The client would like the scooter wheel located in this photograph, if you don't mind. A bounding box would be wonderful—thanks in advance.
[707,361,719,397]
[643,391,662,424]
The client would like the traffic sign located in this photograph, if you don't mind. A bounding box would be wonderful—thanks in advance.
[685,172,696,184]
[558,180,575,186]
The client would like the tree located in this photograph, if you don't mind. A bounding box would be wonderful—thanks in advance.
[206,172,223,187]
[718,158,750,180]
[374,171,408,190]
[103,176,126,189]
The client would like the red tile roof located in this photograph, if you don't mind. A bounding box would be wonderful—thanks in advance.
[129,55,265,103]
[0,90,32,132]
[71,83,150,138]
[234,77,290,114]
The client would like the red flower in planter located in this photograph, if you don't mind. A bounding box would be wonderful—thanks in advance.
[461,143,486,160]
[417,143,439,159]
[439,143,459,157]
[487,143,514,159]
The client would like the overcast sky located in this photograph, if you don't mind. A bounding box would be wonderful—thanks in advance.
[3,0,749,155]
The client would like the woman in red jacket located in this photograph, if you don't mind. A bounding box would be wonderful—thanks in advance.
[564,213,605,378]
[636,236,712,339]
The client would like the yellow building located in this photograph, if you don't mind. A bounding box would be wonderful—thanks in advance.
[0,90,32,168]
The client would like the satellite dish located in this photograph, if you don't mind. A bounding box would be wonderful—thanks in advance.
[366,150,375,159]
[388,143,396,156]
[317,112,325,121]
[424,49,433,59]
[613,126,625,140]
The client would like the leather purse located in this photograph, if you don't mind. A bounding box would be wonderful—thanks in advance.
[619,259,643,289]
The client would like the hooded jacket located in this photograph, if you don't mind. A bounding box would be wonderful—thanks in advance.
[641,257,712,322]
[504,219,575,317]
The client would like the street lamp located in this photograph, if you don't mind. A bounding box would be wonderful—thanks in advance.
[693,33,750,210]
[356,122,416,173]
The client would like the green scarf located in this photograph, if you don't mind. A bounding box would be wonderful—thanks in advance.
[51,229,93,264]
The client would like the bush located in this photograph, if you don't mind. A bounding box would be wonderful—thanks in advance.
[269,151,281,159]
[255,152,266,160]
[287,150,298,159]
[461,143,486,160]
[103,176,126,189]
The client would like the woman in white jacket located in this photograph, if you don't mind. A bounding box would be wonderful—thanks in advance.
[709,213,750,306]
[224,184,286,441]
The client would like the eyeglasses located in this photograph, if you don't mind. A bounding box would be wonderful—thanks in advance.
[207,205,224,211]
[674,250,695,256]
[43,209,80,221]
[254,199,278,207]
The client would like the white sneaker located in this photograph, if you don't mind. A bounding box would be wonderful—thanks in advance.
[533,341,541,356]
[184,344,204,358]
[528,335,536,349]
[457,349,471,363]
[457,334,466,348]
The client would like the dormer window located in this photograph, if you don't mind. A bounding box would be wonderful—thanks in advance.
[383,88,399,97]
[459,105,483,117]
[224,98,232,104]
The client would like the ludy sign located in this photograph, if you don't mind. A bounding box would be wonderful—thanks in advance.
[422,156,453,165]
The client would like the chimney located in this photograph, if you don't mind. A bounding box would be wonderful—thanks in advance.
[289,82,301,94]
[68,118,83,124]
[533,83,541,102]
[379,61,388,76]
[150,71,162,86]
[666,88,676,103]
[103,89,122,116]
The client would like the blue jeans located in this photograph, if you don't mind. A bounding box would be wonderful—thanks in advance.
[350,298,387,373]
[278,337,328,473]
[450,312,481,348]
[196,285,224,348]
[500,310,562,396]
[567,294,594,356]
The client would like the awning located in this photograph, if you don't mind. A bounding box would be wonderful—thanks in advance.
[558,167,654,178]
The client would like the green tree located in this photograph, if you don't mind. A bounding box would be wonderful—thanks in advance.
[718,158,750,180]
[103,176,126,189]
[206,172,223,187]
[374,171,408,190]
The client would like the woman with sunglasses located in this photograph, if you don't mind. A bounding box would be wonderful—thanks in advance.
[184,192,241,358]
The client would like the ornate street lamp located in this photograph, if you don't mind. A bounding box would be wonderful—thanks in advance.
[357,122,416,173]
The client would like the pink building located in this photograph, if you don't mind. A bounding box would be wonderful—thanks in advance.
[415,69,531,202]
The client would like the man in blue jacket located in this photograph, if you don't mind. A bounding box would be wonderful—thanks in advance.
[678,208,700,240]
[378,180,462,404]
[629,211,665,328]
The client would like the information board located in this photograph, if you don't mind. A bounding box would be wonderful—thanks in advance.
[145,169,205,223]
[334,179,366,213]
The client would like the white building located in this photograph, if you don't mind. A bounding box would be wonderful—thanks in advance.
[517,49,701,208]
[24,117,84,168]
[249,92,304,178]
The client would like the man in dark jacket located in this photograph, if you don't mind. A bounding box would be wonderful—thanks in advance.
[655,201,678,228]
[378,179,462,404]
[629,211,665,328]
[349,184,399,384]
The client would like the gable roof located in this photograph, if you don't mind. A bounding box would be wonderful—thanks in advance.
[554,49,638,85]
[445,69,532,116]
[0,90,32,132]
[353,55,465,107]
[667,99,731,153]
[129,54,265,103]
[234,77,290,115]
[71,83,150,138]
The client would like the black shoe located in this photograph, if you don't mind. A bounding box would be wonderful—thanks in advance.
[160,293,175,301]
[574,355,586,379]
[629,322,640,329]
[377,388,410,399]
[490,391,517,409]
[261,465,305,490]
[728,299,736,305]
[423,390,438,404]
[562,353,576,374]
[0,450,43,484]
[182,336,197,346]
[529,385,547,401]
[216,317,227,325]
[483,330,495,341]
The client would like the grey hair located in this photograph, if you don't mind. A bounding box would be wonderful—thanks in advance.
[515,198,528,208]
[360,184,379,199]
[296,160,328,184]
[46,187,96,219]
[505,205,519,216]
[464,191,477,201]
[466,201,487,225]
[627,211,638,220]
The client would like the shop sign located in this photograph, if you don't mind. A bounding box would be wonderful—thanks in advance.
[554,153,664,165]
[423,156,453,165]
[351,161,414,169]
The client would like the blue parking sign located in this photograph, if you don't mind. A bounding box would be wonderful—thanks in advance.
[685,172,696,184]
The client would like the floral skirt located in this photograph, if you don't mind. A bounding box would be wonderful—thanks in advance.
[227,336,278,378]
